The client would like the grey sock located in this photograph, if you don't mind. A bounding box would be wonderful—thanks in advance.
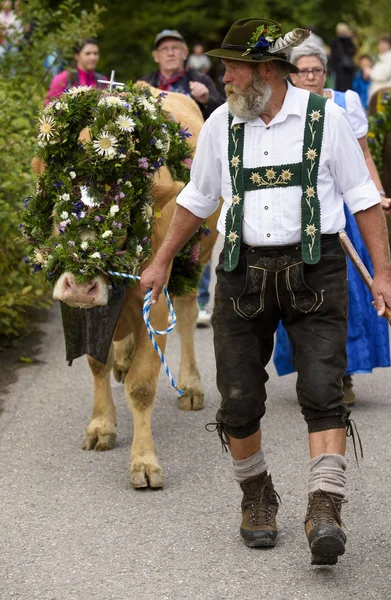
[308,453,347,498]
[232,448,268,484]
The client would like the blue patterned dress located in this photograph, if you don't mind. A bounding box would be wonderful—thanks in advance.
[273,91,390,377]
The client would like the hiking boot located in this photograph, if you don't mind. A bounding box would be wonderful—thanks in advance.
[342,375,356,406]
[305,489,347,565]
[240,471,280,547]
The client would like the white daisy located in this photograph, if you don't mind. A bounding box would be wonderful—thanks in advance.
[125,181,133,188]
[38,116,57,141]
[109,204,120,216]
[90,252,101,259]
[60,193,70,201]
[102,230,113,239]
[81,241,89,250]
[60,211,69,219]
[138,97,156,113]
[69,171,76,179]
[34,250,44,264]
[98,95,125,107]
[116,115,135,132]
[155,139,163,150]
[142,203,154,221]
[136,245,143,256]
[93,133,118,158]
[67,85,91,96]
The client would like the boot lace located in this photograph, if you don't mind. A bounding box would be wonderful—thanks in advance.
[306,489,347,528]
[242,481,281,527]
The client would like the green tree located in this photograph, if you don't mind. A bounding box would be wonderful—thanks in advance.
[0,0,104,340]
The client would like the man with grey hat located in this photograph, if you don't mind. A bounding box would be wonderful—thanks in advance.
[141,18,391,566]
[141,28,223,120]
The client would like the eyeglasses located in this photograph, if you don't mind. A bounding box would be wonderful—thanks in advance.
[157,46,184,54]
[296,68,326,77]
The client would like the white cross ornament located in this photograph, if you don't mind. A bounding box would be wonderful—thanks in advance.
[97,70,125,92]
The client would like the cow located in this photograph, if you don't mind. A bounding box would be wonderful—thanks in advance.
[34,87,220,489]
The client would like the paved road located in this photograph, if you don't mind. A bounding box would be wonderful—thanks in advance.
[1,240,391,600]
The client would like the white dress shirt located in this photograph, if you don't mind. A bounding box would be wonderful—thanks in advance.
[177,82,380,247]
[326,88,368,138]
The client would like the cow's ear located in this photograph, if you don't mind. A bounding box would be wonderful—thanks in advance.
[78,127,91,143]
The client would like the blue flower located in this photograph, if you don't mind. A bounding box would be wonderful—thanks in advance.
[254,36,269,49]
[23,256,29,264]
[179,127,192,139]
[33,264,42,272]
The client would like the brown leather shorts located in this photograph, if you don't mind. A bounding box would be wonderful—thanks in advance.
[212,234,350,438]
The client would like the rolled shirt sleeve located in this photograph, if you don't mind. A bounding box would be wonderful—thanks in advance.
[329,108,380,214]
[176,117,222,219]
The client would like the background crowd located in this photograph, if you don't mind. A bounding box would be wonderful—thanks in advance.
[1,0,391,342]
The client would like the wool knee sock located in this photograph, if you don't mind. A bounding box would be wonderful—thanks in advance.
[308,453,347,498]
[232,448,268,484]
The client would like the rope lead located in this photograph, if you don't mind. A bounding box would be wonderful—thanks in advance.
[108,271,184,396]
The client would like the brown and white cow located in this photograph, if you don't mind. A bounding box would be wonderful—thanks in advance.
[45,88,220,488]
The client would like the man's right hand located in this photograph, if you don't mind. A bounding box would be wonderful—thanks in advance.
[140,260,169,304]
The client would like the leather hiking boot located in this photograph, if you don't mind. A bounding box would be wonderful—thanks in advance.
[305,489,347,565]
[342,375,356,406]
[240,471,280,547]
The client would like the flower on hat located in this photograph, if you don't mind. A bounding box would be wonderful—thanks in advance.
[242,24,281,57]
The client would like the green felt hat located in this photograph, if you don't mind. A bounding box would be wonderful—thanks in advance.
[205,17,310,73]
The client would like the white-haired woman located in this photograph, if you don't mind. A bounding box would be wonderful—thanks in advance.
[273,42,391,405]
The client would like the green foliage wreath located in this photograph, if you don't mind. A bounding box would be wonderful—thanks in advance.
[367,92,391,177]
[22,83,207,294]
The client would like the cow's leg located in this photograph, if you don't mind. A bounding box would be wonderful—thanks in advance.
[82,347,117,451]
[125,293,167,489]
[113,332,135,383]
[173,293,205,411]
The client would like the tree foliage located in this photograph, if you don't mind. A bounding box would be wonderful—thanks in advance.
[46,0,391,82]
[0,0,103,340]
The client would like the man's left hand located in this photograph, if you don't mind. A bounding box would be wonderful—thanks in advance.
[189,81,209,105]
[381,196,391,214]
[372,269,391,316]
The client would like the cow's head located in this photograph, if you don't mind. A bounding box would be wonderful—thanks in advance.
[23,84,193,309]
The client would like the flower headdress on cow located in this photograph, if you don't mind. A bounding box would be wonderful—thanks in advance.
[22,83,205,292]
[205,17,310,72]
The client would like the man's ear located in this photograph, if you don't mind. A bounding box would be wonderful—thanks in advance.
[152,49,160,64]
[182,45,189,61]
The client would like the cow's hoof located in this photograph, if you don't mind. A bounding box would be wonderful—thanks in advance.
[177,388,205,411]
[82,428,117,451]
[130,460,164,489]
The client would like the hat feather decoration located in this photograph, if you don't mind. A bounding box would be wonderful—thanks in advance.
[268,28,310,54]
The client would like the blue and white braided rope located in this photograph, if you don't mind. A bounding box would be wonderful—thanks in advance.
[107,271,184,396]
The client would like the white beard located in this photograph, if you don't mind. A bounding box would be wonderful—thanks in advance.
[226,71,272,120]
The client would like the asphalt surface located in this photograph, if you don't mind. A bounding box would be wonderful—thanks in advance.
[1,237,391,600]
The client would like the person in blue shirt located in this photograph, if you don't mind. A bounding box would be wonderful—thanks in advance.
[353,54,373,111]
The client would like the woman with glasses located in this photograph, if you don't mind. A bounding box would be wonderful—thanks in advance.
[273,42,391,405]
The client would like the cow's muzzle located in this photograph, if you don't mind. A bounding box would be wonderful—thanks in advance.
[53,273,108,307]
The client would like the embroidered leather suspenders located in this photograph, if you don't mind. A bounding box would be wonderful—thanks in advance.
[224,93,327,271]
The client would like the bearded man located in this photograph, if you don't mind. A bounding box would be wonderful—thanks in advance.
[141,18,391,566]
